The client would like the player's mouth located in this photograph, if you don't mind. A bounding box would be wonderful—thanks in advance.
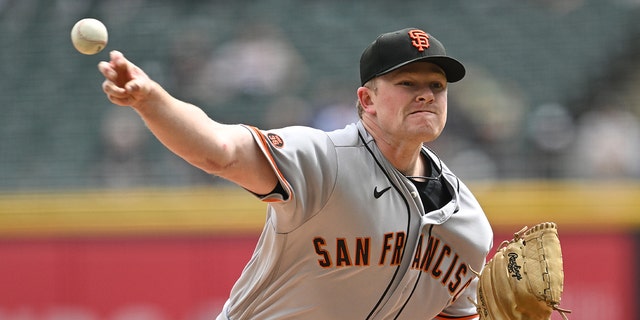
[408,109,437,116]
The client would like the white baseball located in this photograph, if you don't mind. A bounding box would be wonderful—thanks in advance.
[71,18,108,55]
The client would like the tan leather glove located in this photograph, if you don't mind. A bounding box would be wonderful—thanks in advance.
[474,222,571,320]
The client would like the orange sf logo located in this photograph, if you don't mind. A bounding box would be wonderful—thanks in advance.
[408,29,430,52]
[267,133,284,148]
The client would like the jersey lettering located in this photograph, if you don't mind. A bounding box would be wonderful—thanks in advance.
[313,237,332,268]
[391,232,406,265]
[431,244,450,278]
[418,234,440,271]
[355,237,370,266]
[378,232,406,265]
[312,232,473,299]
[448,263,468,293]
[336,238,351,267]
[313,236,371,267]
[452,277,473,302]
[411,234,474,299]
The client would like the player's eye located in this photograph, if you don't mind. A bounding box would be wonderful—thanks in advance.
[431,81,446,91]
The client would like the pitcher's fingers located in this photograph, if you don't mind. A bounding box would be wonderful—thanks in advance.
[98,61,118,82]
[107,94,134,106]
[108,50,126,69]
[102,79,127,97]
[110,51,132,87]
[110,50,125,60]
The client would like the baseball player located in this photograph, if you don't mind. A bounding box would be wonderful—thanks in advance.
[98,28,493,319]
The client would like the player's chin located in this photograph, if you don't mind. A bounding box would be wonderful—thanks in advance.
[407,117,444,136]
[404,127,442,143]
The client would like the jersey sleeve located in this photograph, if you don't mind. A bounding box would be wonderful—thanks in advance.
[243,125,339,233]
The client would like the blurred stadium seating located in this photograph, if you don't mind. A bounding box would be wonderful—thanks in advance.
[0,0,639,189]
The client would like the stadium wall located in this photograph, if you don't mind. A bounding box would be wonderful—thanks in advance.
[0,182,638,319]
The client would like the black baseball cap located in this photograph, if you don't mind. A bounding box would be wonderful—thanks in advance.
[359,28,466,85]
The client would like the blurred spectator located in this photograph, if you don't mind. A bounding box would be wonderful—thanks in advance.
[444,64,526,178]
[311,102,359,131]
[92,107,150,188]
[446,147,499,182]
[263,95,313,129]
[526,103,576,178]
[198,22,308,105]
[527,103,575,153]
[167,24,217,106]
[566,98,640,179]
[449,64,527,149]
[309,80,358,131]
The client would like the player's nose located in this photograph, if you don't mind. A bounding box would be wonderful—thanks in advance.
[416,88,435,103]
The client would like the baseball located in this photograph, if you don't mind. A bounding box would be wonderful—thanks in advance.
[70,18,108,55]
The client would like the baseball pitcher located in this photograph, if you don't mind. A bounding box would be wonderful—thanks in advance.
[98,27,568,319]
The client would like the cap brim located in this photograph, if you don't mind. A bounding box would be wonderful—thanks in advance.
[377,56,466,83]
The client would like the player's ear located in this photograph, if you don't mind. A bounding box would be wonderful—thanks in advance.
[357,86,376,115]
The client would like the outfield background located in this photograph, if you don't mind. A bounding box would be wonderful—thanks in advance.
[1,1,640,319]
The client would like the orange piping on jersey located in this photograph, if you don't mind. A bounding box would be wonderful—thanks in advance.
[244,125,293,203]
[434,313,478,320]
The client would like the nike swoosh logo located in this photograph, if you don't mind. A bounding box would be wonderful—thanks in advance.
[373,186,391,199]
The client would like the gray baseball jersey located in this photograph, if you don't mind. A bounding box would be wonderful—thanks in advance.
[217,121,493,320]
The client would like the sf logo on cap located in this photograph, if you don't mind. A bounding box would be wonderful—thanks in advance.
[408,29,430,52]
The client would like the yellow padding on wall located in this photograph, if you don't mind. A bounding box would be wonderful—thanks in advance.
[471,180,640,231]
[0,187,267,237]
[0,181,638,237]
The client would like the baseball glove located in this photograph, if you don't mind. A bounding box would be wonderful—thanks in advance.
[472,222,571,320]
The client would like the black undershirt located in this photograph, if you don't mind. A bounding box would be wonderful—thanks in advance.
[408,156,452,212]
